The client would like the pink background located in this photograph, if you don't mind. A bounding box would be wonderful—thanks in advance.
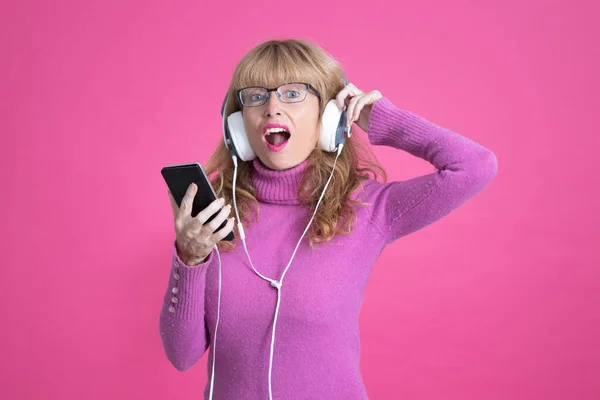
[1,0,599,399]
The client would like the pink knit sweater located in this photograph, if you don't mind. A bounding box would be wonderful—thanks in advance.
[159,97,498,399]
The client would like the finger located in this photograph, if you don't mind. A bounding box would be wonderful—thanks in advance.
[180,183,198,218]
[346,94,364,127]
[351,95,372,123]
[204,204,232,233]
[335,85,351,110]
[336,83,363,110]
[189,198,227,235]
[211,217,235,242]
[340,85,363,110]
[194,196,226,225]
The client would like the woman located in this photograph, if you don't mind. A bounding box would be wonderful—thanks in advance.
[159,39,498,400]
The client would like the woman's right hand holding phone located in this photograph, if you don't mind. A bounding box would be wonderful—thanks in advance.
[168,183,235,266]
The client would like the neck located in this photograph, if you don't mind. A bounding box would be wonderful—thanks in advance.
[250,158,309,205]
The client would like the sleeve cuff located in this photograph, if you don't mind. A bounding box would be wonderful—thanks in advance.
[163,242,213,320]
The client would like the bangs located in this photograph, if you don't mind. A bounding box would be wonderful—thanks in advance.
[236,47,321,90]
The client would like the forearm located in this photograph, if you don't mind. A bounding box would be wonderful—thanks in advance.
[158,244,214,371]
[365,97,498,243]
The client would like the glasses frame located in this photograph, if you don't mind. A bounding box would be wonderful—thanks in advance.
[236,82,321,107]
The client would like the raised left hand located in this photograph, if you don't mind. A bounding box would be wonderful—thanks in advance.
[336,83,383,133]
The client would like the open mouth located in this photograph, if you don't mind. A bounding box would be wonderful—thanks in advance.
[264,127,291,147]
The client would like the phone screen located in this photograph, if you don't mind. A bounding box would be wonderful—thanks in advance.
[161,163,234,241]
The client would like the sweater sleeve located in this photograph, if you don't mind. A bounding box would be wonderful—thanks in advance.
[158,242,215,371]
[365,97,498,245]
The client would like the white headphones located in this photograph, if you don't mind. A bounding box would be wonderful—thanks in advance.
[221,75,351,161]
[208,74,351,400]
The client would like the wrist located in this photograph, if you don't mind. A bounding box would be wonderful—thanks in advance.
[182,255,207,266]
[174,241,210,266]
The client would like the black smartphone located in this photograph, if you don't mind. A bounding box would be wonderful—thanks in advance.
[161,162,235,241]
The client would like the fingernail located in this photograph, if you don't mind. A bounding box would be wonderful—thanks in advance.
[220,197,225,204]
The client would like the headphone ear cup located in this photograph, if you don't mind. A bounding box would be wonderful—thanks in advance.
[319,100,345,152]
[227,111,256,161]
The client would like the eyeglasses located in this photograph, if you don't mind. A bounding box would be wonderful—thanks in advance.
[237,82,320,107]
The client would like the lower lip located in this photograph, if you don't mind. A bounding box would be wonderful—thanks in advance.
[265,138,289,152]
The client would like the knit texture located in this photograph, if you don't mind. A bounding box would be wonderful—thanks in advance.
[159,97,498,399]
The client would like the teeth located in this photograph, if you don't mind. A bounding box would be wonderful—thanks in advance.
[265,127,288,136]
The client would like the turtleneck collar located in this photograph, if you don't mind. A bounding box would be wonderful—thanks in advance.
[251,158,309,205]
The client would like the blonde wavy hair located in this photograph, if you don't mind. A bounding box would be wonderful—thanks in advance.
[205,39,387,251]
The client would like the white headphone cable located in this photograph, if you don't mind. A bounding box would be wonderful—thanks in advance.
[209,144,344,400]
[208,245,222,400]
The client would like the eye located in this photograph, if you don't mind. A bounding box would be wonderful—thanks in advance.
[251,93,264,101]
[285,91,300,98]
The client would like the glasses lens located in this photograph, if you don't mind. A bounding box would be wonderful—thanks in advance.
[239,83,309,106]
[278,83,307,103]
[240,87,268,106]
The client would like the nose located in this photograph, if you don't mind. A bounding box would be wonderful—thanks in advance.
[264,92,282,117]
